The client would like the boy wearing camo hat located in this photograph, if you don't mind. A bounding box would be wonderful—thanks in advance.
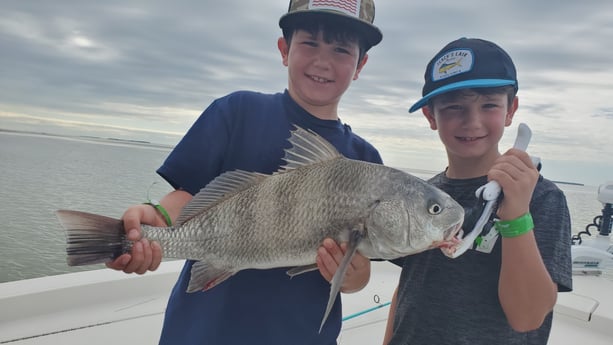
[107,1,383,344]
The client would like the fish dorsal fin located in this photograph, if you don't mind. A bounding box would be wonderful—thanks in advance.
[175,170,268,226]
[278,125,343,173]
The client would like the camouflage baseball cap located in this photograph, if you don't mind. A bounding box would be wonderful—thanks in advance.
[279,0,382,49]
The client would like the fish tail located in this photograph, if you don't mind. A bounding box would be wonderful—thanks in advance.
[56,210,130,266]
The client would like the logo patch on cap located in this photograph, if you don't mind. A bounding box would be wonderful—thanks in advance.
[310,0,360,18]
[432,48,474,82]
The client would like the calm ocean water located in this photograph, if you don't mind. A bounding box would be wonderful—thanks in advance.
[0,131,608,283]
[0,131,173,282]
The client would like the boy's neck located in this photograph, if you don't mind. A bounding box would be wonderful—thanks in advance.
[445,151,501,179]
[310,107,339,121]
[288,90,339,120]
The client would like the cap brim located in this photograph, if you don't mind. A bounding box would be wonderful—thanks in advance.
[408,79,516,113]
[279,11,382,49]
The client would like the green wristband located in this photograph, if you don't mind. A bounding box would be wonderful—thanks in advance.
[495,212,534,238]
[144,201,172,226]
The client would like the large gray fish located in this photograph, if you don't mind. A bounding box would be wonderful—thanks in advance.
[56,126,464,332]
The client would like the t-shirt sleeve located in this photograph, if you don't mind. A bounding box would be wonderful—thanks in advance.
[365,147,383,164]
[531,184,573,292]
[157,97,232,195]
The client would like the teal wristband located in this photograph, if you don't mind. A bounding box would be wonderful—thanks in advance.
[144,201,172,226]
[495,212,534,238]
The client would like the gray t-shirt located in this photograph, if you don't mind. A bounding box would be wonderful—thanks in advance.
[388,173,572,345]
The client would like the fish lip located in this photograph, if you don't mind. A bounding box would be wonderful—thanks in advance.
[438,222,464,256]
[445,222,463,241]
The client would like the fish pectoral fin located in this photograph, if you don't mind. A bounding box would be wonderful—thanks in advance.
[186,261,235,293]
[319,229,363,333]
[286,264,319,278]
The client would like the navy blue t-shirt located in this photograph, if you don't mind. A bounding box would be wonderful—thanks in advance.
[156,90,382,345]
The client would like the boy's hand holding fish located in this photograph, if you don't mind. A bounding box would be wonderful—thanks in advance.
[105,203,164,274]
[106,190,186,274]
[106,189,192,274]
[317,238,371,293]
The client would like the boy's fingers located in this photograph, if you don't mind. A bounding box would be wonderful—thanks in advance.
[150,241,163,271]
[316,248,333,282]
[123,241,143,274]
[122,221,142,241]
[126,229,140,241]
[323,238,344,262]
[134,239,153,275]
[106,254,131,271]
[317,238,346,282]
[121,206,148,239]
[349,251,369,271]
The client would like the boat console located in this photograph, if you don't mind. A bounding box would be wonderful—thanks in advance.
[571,182,613,275]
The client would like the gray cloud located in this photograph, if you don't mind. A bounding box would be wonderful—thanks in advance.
[1,0,612,185]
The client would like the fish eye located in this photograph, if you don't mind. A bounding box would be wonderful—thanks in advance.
[428,202,442,215]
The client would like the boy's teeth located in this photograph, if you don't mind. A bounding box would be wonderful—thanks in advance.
[310,75,329,83]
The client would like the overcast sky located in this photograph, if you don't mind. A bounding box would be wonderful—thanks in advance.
[1,0,612,186]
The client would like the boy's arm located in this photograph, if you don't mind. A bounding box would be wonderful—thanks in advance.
[490,149,558,332]
[382,286,399,344]
[499,230,557,331]
[316,238,371,293]
[106,189,193,274]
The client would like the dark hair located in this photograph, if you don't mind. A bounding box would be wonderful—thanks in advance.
[427,85,517,109]
[281,14,368,62]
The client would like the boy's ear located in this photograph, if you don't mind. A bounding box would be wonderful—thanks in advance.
[505,96,519,126]
[353,54,369,81]
[422,106,437,130]
[278,37,289,67]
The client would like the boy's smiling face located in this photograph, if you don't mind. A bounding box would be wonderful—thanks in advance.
[423,89,518,163]
[278,29,367,120]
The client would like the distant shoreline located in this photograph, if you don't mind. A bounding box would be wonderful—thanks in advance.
[1,128,585,186]
[0,128,173,150]
[552,180,584,186]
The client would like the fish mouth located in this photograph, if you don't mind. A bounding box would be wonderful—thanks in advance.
[433,222,463,254]
[440,223,482,258]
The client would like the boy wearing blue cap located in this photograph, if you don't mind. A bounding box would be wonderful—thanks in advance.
[383,38,572,345]
[105,1,384,344]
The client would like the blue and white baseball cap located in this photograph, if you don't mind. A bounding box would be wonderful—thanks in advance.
[409,38,518,113]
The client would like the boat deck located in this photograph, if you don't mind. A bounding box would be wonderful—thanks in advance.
[1,261,612,344]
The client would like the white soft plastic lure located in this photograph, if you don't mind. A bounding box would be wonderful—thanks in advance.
[447,123,534,258]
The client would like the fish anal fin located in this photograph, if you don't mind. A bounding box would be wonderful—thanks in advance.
[186,261,236,293]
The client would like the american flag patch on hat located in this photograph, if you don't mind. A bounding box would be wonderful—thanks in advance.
[310,0,360,18]
[280,0,381,48]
